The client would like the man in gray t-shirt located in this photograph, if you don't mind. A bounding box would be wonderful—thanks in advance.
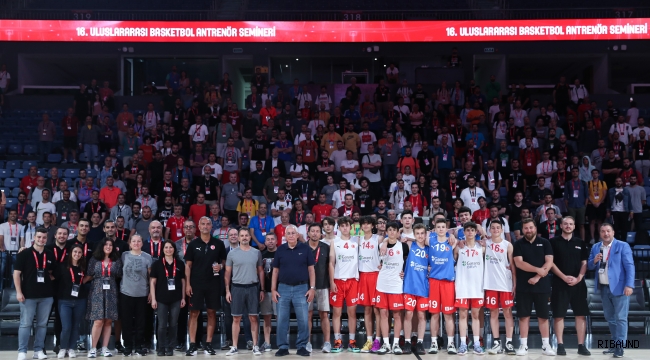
[131,208,154,239]
[221,175,244,215]
[225,228,265,354]
[626,176,647,232]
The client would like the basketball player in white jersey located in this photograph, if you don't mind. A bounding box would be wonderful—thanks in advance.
[375,222,410,355]
[399,210,416,242]
[484,220,516,355]
[453,222,486,355]
[328,216,360,352]
[322,217,338,243]
[357,216,382,353]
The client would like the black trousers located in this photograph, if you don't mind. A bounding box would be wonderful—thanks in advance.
[611,211,630,241]
[177,295,204,346]
[120,294,148,351]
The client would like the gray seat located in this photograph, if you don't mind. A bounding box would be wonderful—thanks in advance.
[0,289,21,336]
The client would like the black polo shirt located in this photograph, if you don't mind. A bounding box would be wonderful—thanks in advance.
[309,241,330,290]
[14,246,55,299]
[549,235,588,283]
[272,241,315,286]
[184,237,226,287]
[150,257,186,304]
[113,239,130,255]
[513,236,553,293]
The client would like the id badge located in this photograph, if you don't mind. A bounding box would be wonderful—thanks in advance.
[302,194,308,202]
[222,132,227,137]
[573,190,579,198]
[398,201,404,210]
[37,270,45,283]
[10,237,16,245]
[164,187,171,192]
[102,277,111,290]
[360,201,366,208]
[273,186,279,194]
[424,159,430,166]
[71,284,80,297]
[502,160,506,167]
[387,152,391,157]
[527,162,532,166]
[167,278,176,291]
[67,126,72,130]
[413,209,419,217]
[594,194,600,200]
[123,121,128,126]
[452,193,457,199]
[227,160,234,165]
[129,147,134,151]
[286,121,290,127]
[305,150,311,157]
[232,120,237,126]
[640,150,645,156]
[176,229,183,238]
[442,154,448,161]
[598,268,605,274]
[336,123,340,129]
[61,213,67,220]
[329,141,334,148]
[42,131,47,136]
[512,181,518,187]
[261,231,267,237]
[206,190,211,195]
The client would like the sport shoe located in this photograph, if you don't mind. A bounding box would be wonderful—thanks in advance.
[577,344,591,356]
[100,348,112,357]
[515,345,528,356]
[204,344,216,355]
[556,344,566,356]
[416,342,426,355]
[93,165,99,172]
[331,340,343,353]
[87,349,96,358]
[68,350,76,359]
[261,343,273,352]
[348,340,360,353]
[296,348,310,357]
[220,341,232,351]
[392,344,402,355]
[401,343,412,355]
[542,346,556,356]
[428,342,439,354]
[613,348,624,358]
[488,340,502,355]
[185,343,198,356]
[377,343,391,355]
[321,342,331,353]
[226,347,238,356]
[458,343,468,355]
[505,341,516,355]
[603,348,615,355]
[72,160,78,164]
[474,343,485,355]
[306,343,312,353]
[114,344,124,354]
[57,350,66,359]
[399,335,405,348]
[447,342,458,355]
[275,349,290,357]
[34,352,47,360]
[247,341,254,350]
[370,339,381,353]
[18,353,26,360]
[76,343,87,353]
[253,346,262,356]
[360,340,373,353]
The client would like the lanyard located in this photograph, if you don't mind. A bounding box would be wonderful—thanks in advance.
[164,258,176,279]
[33,250,46,270]
[314,246,321,264]
[165,182,173,194]
[547,222,556,234]
[618,123,626,134]
[150,240,162,258]
[410,195,420,210]
[572,179,580,191]
[259,216,267,230]
[119,229,127,241]
[70,267,83,285]
[91,202,99,214]
[17,203,23,219]
[449,181,457,193]
[9,222,18,237]
[558,171,565,184]
[101,260,112,277]
[54,247,67,263]
[296,212,304,224]
[51,178,59,190]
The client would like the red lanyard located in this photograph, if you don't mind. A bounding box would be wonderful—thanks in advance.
[51,178,59,190]
[296,212,304,224]
[119,229,126,241]
[618,123,626,134]
[450,181,457,193]
[9,222,17,237]
[131,165,138,174]
[164,182,173,194]
[510,127,515,138]
[194,125,202,137]
[547,222,556,234]
[572,180,580,191]
[164,258,176,279]
[182,241,188,255]
[543,161,551,173]
[33,250,46,270]
[558,171,565,184]
[91,202,99,214]
[150,241,162,258]
[70,267,83,285]
[314,246,321,264]
[54,247,67,263]
[456,127,462,139]
[17,204,23,219]
[259,217,267,230]
[101,260,112,277]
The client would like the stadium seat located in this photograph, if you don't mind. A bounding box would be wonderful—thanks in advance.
[5,161,21,170]
[22,160,38,169]
[79,153,88,162]
[63,178,75,188]
[5,198,17,209]
[23,145,37,155]
[37,169,47,177]
[11,188,20,197]
[3,178,19,188]
[0,170,10,179]
[0,188,8,196]
[47,154,62,163]
[0,161,4,169]
[64,169,80,178]
[87,169,98,178]
[0,144,5,154]
[7,145,22,155]
[627,232,636,245]
[12,169,26,178]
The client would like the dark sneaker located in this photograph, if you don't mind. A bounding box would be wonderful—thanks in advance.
[134,348,147,356]
[401,343,412,355]
[115,344,124,354]
[603,348,615,355]
[296,348,310,357]
[399,335,405,348]
[164,349,173,356]
[221,341,233,351]
[411,336,417,346]
[557,344,566,356]
[275,349,290,357]
[577,345,591,356]
[186,343,198,356]
[156,350,166,356]
[174,345,183,352]
[416,342,426,355]
[204,344,216,355]
[613,348,624,358]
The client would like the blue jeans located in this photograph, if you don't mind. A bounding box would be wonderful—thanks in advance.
[0,252,17,291]
[83,144,99,163]
[383,164,397,188]
[276,283,309,350]
[600,284,630,342]
[58,298,87,349]
[507,145,520,160]
[19,297,54,353]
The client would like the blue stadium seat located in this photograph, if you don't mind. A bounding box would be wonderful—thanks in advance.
[64,169,80,178]
[0,144,5,154]
[23,145,37,155]
[3,178,19,188]
[47,154,62,163]
[13,169,27,178]
[11,187,20,197]
[7,144,22,155]
[37,169,48,177]
[0,170,10,179]
[0,187,8,196]
[0,161,4,169]
[22,160,38,169]
[5,198,17,209]
[63,178,75,188]
[87,169,98,178]
[5,161,21,170]
[627,232,636,245]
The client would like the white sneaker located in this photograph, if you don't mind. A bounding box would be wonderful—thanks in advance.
[516,345,528,356]
[86,164,91,170]
[61,160,68,164]
[93,165,99,172]
[487,340,502,355]
[100,348,112,357]
[542,346,556,356]
[447,342,458,355]
[226,347,238,356]
[87,348,96,358]
[17,353,26,360]
[34,351,47,360]
[72,160,78,164]
[68,350,77,358]
[57,350,66,359]
[428,342,439,354]
[305,343,312,353]
[252,346,261,356]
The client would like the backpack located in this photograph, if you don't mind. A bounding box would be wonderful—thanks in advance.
[364,154,379,174]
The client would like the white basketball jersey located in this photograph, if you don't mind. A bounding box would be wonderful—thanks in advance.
[483,239,513,292]
[376,242,406,294]
[455,242,484,299]
[358,234,381,273]
[334,238,359,280]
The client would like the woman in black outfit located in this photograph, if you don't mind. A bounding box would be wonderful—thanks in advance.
[150,240,186,356]
[55,245,88,359]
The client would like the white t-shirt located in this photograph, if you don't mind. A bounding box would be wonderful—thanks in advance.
[0,222,24,251]
[489,105,501,123]
[402,175,416,189]
[459,187,486,213]
[0,71,10,88]
[294,133,314,146]
[35,202,56,225]
[340,160,359,183]
[386,67,399,76]
[332,189,354,209]
[397,87,412,104]
[536,161,557,183]
[627,108,640,128]
[52,191,78,203]
[610,123,633,145]
[358,131,377,154]
[296,92,313,110]
[519,138,539,149]
[144,111,160,128]
[271,200,292,225]
[308,120,326,136]
[330,150,348,171]
[207,162,223,180]
[481,218,511,238]
[189,124,209,142]
[633,126,650,139]
[362,154,382,183]
[511,109,527,127]
[289,164,309,183]
[315,94,332,111]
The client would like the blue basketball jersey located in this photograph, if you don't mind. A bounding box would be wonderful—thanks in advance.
[428,237,456,281]
[403,242,430,297]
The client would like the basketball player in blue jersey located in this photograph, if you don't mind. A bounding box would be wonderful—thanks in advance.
[402,223,430,355]
[427,218,458,354]
[453,206,486,241]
